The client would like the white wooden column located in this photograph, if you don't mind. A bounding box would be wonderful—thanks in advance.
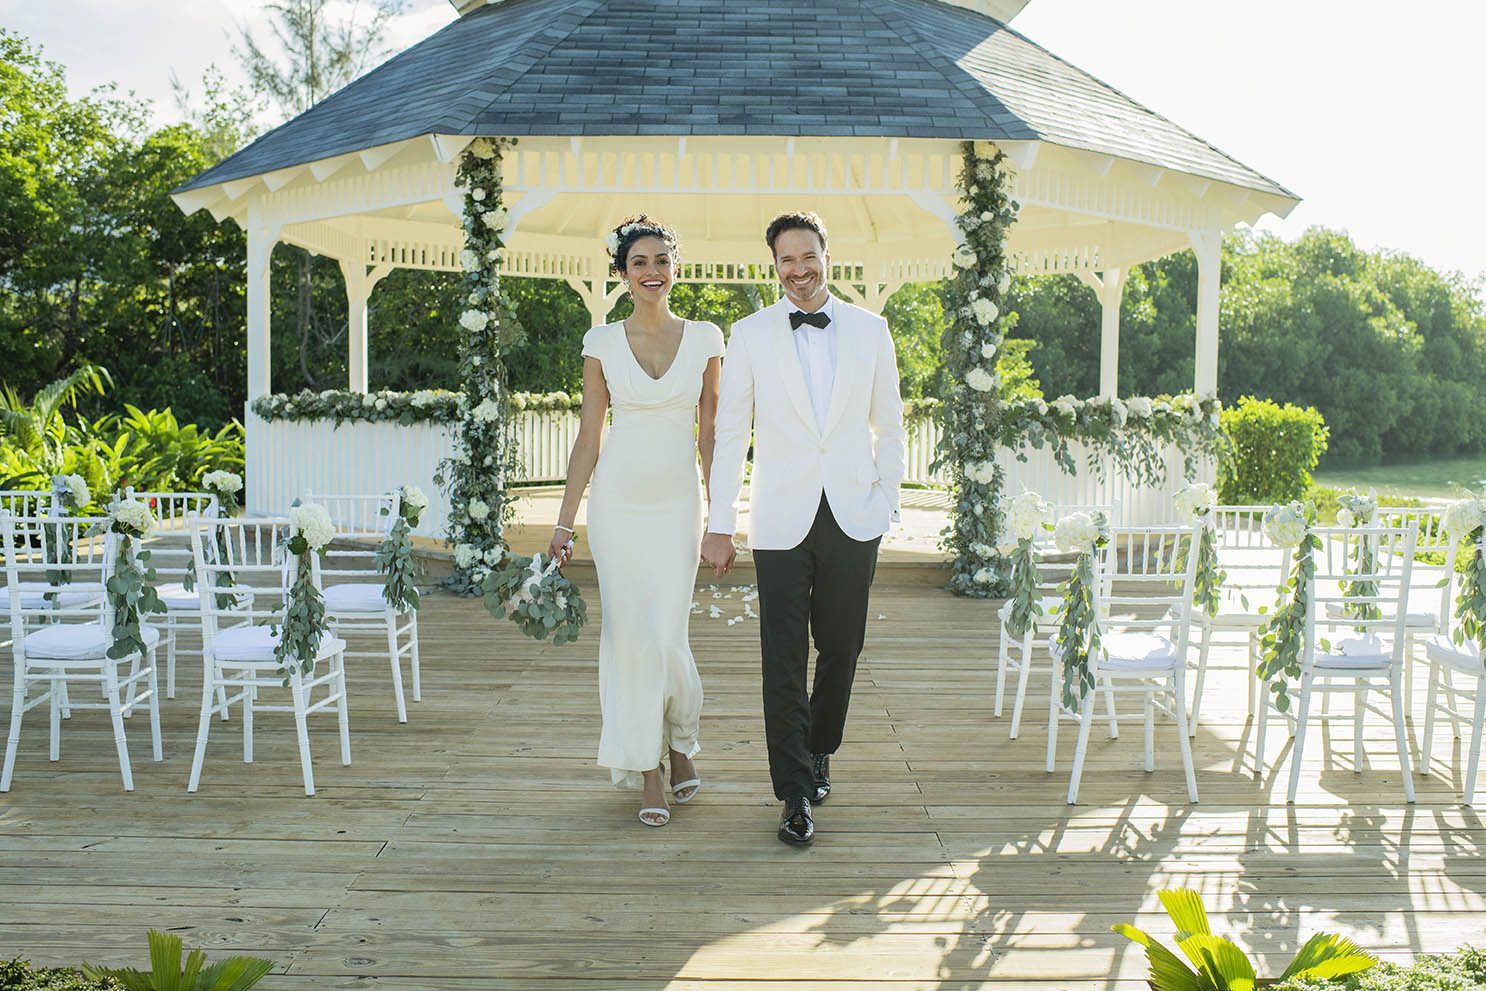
[1190,230,1221,395]
[340,261,392,393]
[245,223,280,399]
[1077,267,1127,397]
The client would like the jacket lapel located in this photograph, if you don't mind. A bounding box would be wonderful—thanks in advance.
[820,299,860,437]
[766,300,820,436]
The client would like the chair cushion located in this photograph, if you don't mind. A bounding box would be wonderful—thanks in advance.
[1314,633,1396,670]
[13,581,102,610]
[1100,632,1181,671]
[210,624,346,663]
[25,622,160,660]
[323,583,390,614]
[1418,633,1484,674]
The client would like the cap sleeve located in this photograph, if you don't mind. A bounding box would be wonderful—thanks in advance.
[581,324,608,361]
[702,321,725,361]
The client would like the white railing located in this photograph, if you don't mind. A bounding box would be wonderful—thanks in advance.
[247,410,1203,538]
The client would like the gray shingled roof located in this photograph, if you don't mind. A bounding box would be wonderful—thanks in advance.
[176,0,1292,198]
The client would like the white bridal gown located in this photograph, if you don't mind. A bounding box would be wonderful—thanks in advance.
[582,320,725,788]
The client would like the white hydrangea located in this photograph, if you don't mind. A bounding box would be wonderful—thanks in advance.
[202,470,243,495]
[1262,502,1309,550]
[481,207,507,229]
[402,486,429,511]
[454,543,477,568]
[110,498,155,537]
[460,249,479,273]
[471,187,487,200]
[1051,394,1081,417]
[970,542,995,558]
[468,499,490,521]
[973,568,993,584]
[964,460,997,485]
[1336,509,1355,529]
[1127,396,1153,419]
[459,310,489,332]
[952,243,979,269]
[291,502,336,551]
[472,398,502,423]
[1009,491,1053,542]
[1443,496,1486,537]
[1032,398,1048,416]
[1108,396,1128,427]
[1053,512,1101,555]
[1336,491,1377,526]
[53,473,90,508]
[998,271,1011,294]
[966,367,997,392]
[484,546,505,566]
[981,342,997,359]
[1174,482,1216,522]
[970,296,999,326]
[468,138,495,160]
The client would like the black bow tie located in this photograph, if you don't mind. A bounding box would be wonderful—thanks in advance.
[789,310,831,331]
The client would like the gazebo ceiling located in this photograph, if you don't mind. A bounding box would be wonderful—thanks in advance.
[175,0,1292,202]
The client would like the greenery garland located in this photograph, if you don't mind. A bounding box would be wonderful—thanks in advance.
[1255,501,1319,712]
[377,486,427,612]
[94,499,166,660]
[1336,491,1381,622]
[1003,491,1053,638]
[1444,495,1486,659]
[183,470,242,601]
[435,137,526,596]
[936,141,1019,597]
[1052,511,1109,709]
[1174,482,1224,618]
[250,388,585,425]
[273,503,334,682]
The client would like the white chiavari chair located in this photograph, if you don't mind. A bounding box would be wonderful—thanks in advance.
[187,516,349,796]
[1,513,162,791]
[307,490,421,723]
[125,488,221,698]
[1048,524,1201,804]
[1415,529,1485,805]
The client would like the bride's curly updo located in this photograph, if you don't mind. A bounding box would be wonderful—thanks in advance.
[605,214,680,275]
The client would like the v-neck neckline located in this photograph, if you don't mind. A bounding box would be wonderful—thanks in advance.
[622,319,688,382]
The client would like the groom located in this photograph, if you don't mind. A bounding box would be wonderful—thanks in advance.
[702,211,906,845]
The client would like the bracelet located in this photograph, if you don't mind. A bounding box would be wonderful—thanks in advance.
[553,524,575,534]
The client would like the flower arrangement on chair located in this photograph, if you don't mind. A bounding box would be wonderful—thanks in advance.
[482,551,588,646]
[274,502,335,683]
[1336,489,1381,622]
[184,471,244,604]
[1255,500,1320,711]
[1050,510,1110,708]
[1444,492,1486,658]
[1174,482,1223,618]
[1003,491,1053,640]
[376,485,428,612]
[92,498,167,660]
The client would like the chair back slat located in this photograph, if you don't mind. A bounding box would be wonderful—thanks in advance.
[0,491,60,519]
[307,490,398,580]
[189,517,300,648]
[124,489,218,533]
[1092,525,1200,656]
[1,514,116,642]
[1304,524,1418,666]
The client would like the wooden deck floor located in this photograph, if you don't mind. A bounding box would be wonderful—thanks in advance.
[3,578,1485,988]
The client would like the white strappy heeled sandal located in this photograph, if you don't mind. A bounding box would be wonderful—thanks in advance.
[638,806,670,827]
[670,777,701,804]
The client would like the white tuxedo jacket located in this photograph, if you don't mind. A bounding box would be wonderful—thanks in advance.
[708,296,907,550]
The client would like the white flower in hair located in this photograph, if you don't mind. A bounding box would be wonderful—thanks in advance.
[605,232,621,255]
[291,502,335,550]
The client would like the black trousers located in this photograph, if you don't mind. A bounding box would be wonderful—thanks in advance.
[752,494,880,801]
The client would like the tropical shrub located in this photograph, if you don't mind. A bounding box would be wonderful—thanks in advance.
[1268,946,1486,990]
[81,930,271,991]
[1218,396,1330,504]
[0,957,122,989]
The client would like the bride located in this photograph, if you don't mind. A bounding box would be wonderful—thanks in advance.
[546,215,724,827]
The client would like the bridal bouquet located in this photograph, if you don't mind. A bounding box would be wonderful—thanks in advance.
[481,550,588,645]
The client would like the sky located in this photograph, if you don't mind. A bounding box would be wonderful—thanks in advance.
[4,0,1484,291]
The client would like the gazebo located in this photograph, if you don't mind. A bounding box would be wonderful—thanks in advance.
[172,0,1297,533]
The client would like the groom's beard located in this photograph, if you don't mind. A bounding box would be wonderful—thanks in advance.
[782,279,827,308]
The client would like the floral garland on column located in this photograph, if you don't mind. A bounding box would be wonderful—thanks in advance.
[938,141,1020,598]
[1444,494,1486,658]
[1255,501,1319,711]
[94,498,166,660]
[436,136,526,597]
[274,502,335,682]
[1051,511,1109,708]
[1175,482,1224,618]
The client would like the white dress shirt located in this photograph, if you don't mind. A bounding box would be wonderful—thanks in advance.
[791,294,838,433]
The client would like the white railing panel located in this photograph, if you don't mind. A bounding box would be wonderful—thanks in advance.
[247,408,1208,539]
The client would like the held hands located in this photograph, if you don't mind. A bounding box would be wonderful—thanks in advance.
[700,531,737,578]
[547,528,576,570]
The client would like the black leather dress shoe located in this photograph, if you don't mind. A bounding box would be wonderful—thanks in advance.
[778,796,814,845]
[810,752,831,805]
